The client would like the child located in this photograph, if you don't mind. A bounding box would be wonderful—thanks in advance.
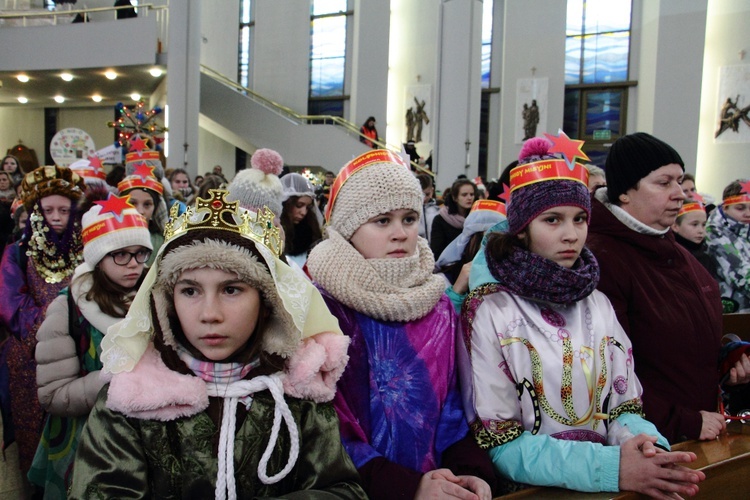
[435,199,506,310]
[69,189,366,499]
[460,137,704,496]
[705,179,750,313]
[117,168,167,265]
[671,201,718,279]
[306,150,496,500]
[0,166,85,476]
[29,193,152,497]
[280,173,323,267]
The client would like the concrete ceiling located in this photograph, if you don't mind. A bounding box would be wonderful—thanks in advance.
[0,64,165,108]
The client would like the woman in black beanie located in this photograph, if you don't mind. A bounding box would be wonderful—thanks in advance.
[587,132,750,443]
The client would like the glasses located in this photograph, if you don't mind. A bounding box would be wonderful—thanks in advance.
[107,249,151,266]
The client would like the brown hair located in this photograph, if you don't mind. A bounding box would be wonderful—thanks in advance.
[280,195,322,255]
[485,229,528,263]
[723,179,746,199]
[445,179,479,215]
[73,266,144,319]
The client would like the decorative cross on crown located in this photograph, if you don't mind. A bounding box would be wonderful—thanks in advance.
[164,189,283,257]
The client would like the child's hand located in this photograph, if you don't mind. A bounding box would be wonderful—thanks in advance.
[416,469,487,500]
[699,410,727,440]
[619,434,705,499]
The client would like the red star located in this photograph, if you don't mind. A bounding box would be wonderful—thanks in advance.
[544,131,590,165]
[740,179,750,195]
[95,194,134,222]
[88,155,103,170]
[129,135,148,154]
[132,162,156,180]
[498,183,512,203]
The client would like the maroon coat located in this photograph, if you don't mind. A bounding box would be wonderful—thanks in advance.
[587,197,722,443]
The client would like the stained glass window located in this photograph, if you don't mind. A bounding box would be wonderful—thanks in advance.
[481,0,494,89]
[309,0,348,99]
[238,0,254,89]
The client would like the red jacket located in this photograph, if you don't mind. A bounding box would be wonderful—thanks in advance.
[587,196,722,443]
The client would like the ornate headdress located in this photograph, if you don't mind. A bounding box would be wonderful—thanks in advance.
[164,189,282,258]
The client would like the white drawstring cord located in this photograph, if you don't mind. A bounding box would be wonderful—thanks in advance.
[206,373,299,500]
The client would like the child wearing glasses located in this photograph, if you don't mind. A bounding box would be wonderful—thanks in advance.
[29,193,152,496]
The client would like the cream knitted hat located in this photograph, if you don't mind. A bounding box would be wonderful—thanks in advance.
[81,193,153,268]
[227,148,284,217]
[327,150,422,240]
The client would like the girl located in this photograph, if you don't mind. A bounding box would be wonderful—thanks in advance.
[69,189,366,499]
[29,193,152,497]
[705,179,750,313]
[430,179,479,258]
[169,168,197,204]
[2,154,24,186]
[117,169,166,265]
[460,137,704,497]
[672,201,718,279]
[359,116,379,148]
[307,150,496,500]
[435,199,506,310]
[0,166,85,476]
[280,173,322,267]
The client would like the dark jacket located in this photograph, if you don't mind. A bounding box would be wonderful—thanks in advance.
[674,233,719,281]
[430,215,462,259]
[586,196,723,443]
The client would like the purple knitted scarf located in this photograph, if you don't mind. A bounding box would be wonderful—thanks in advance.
[487,246,600,305]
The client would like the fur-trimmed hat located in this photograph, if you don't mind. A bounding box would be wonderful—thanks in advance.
[81,193,152,268]
[227,148,284,217]
[21,165,86,211]
[605,132,684,204]
[327,149,422,240]
[507,137,591,235]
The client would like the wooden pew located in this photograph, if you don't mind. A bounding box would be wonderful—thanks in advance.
[496,422,750,499]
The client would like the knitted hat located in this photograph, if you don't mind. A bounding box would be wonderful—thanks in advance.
[81,193,152,268]
[281,173,316,202]
[21,165,86,211]
[326,149,422,240]
[605,132,684,204]
[227,148,284,217]
[69,157,108,188]
[507,137,591,235]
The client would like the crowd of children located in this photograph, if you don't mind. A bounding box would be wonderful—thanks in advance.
[0,130,749,499]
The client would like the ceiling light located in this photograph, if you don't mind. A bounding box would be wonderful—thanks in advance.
[92,95,103,103]
[18,97,28,104]
[149,68,163,77]
[104,70,117,80]
[60,72,73,82]
[54,95,65,104]
[130,93,141,101]
[17,74,30,83]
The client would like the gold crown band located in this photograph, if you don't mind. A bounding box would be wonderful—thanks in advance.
[163,189,283,257]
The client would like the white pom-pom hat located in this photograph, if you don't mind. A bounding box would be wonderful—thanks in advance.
[227,148,284,217]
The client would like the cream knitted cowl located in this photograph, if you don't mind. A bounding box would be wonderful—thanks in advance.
[307,228,446,322]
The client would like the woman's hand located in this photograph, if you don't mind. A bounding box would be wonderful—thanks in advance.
[699,411,727,440]
[415,469,490,500]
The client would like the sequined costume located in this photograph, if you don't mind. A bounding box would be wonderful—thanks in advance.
[460,285,667,492]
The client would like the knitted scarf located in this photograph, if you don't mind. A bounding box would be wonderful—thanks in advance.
[438,205,465,229]
[175,343,260,385]
[487,246,600,305]
[307,228,446,322]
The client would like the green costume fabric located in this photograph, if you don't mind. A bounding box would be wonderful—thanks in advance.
[70,389,366,499]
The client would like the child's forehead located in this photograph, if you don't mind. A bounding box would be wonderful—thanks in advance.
[678,210,706,223]
[176,267,242,281]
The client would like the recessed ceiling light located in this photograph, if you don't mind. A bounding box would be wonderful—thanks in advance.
[130,93,141,101]
[60,72,73,82]
[92,95,103,103]
[18,97,28,104]
[17,74,30,83]
[54,95,65,104]
[149,68,163,77]
[105,70,117,80]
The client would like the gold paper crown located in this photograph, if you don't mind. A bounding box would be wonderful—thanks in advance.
[164,189,283,257]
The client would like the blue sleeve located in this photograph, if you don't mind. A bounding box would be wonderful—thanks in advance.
[614,413,670,450]
[445,286,466,313]
[488,431,620,492]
